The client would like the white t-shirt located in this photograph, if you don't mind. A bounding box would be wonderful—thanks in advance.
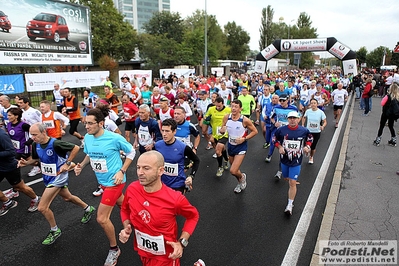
[22,107,42,125]
[331,89,348,106]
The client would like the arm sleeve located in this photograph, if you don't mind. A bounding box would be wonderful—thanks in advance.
[177,195,199,235]
[184,146,200,177]
[54,112,70,126]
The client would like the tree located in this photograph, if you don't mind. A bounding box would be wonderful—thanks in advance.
[98,55,118,77]
[142,11,185,43]
[356,47,368,64]
[224,22,250,60]
[366,46,390,68]
[72,0,138,62]
[258,5,274,51]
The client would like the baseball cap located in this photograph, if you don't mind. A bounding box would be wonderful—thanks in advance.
[160,96,169,102]
[279,94,288,101]
[199,90,206,95]
[287,111,300,118]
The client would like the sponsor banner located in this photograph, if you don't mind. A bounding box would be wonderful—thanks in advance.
[261,44,280,61]
[159,68,195,79]
[211,67,224,77]
[119,70,153,87]
[329,41,351,60]
[254,61,266,73]
[342,59,358,76]
[280,38,327,52]
[0,0,92,65]
[319,240,397,264]
[25,71,109,92]
[0,74,25,94]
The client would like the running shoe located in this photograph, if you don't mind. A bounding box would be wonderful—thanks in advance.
[308,157,314,165]
[42,228,62,245]
[284,204,293,215]
[28,196,41,212]
[4,188,19,199]
[212,153,217,158]
[223,159,229,170]
[240,173,247,190]
[274,171,282,180]
[0,200,18,216]
[28,166,41,177]
[206,142,212,150]
[388,137,397,147]
[263,143,270,149]
[93,186,104,197]
[233,183,242,193]
[373,137,381,146]
[81,206,96,224]
[233,174,247,194]
[104,247,121,266]
[216,167,224,177]
[265,155,272,163]
[254,120,260,126]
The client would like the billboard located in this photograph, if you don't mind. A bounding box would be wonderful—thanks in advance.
[280,38,327,52]
[0,0,92,65]
[25,71,109,92]
[0,74,25,94]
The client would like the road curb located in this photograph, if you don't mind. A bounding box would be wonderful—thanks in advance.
[310,95,355,265]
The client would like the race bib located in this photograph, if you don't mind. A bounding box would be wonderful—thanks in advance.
[143,98,149,104]
[90,158,108,173]
[41,162,57,177]
[43,120,55,129]
[228,136,239,145]
[164,162,178,176]
[338,95,343,100]
[135,229,166,255]
[153,104,160,109]
[11,139,20,150]
[283,139,301,152]
[138,126,153,146]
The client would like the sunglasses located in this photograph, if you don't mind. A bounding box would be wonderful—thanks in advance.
[279,99,287,102]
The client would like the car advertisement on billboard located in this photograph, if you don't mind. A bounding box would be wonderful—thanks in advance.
[0,0,92,65]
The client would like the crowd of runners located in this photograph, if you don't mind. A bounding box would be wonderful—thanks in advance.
[0,68,398,266]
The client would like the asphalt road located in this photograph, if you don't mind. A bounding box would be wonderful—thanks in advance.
[0,102,347,266]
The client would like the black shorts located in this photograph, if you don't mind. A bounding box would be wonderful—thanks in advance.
[333,105,343,111]
[125,121,136,133]
[69,119,80,134]
[0,167,22,186]
[215,137,228,145]
[311,132,321,150]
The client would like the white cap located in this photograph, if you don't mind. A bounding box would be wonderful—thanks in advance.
[194,259,206,266]
[287,111,300,118]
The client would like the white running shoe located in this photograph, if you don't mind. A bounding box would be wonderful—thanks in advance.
[284,204,293,215]
[274,171,282,180]
[28,166,41,177]
[104,247,121,266]
[4,188,19,199]
[80,139,85,149]
[92,186,104,197]
[212,153,217,158]
[308,157,314,164]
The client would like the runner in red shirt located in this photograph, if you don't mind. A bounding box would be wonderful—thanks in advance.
[122,94,139,143]
[119,151,199,266]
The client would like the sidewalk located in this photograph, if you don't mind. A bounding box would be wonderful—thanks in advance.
[311,96,399,264]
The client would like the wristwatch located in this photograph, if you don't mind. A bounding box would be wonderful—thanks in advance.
[179,238,189,248]
[66,161,72,166]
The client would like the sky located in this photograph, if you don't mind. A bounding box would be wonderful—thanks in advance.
[171,0,399,57]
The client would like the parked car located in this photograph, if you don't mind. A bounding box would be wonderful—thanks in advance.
[26,13,69,43]
[0,11,12,32]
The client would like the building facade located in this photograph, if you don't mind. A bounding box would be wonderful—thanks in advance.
[113,0,170,32]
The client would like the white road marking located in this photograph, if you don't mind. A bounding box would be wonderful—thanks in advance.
[281,96,352,265]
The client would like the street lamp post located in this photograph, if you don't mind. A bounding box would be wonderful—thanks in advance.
[286,19,295,69]
[204,0,208,77]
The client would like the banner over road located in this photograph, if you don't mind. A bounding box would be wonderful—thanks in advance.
[0,0,92,65]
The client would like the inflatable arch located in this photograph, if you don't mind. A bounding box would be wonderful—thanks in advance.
[255,37,357,75]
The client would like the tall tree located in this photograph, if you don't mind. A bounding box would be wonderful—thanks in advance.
[72,0,138,62]
[258,5,274,51]
[142,11,185,43]
[356,47,368,64]
[366,46,390,68]
[224,22,250,60]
